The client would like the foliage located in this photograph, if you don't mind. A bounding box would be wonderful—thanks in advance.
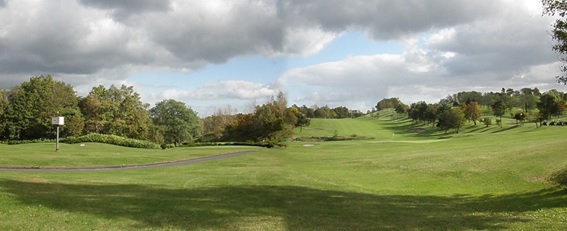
[222,92,296,147]
[80,85,151,140]
[491,100,507,121]
[0,90,8,136]
[2,75,83,140]
[463,101,481,125]
[483,117,492,127]
[537,92,566,120]
[438,107,466,133]
[150,99,201,146]
[542,0,567,83]
[376,97,406,111]
[201,106,238,142]
[62,133,160,149]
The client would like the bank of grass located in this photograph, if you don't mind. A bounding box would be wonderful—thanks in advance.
[0,116,566,230]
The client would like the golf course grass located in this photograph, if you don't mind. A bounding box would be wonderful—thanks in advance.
[0,113,566,230]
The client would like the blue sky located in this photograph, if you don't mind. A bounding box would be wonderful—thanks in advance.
[0,0,565,116]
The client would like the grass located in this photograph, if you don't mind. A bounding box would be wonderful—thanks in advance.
[0,115,566,230]
[0,143,261,167]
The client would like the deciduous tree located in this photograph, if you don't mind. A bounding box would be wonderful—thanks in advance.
[464,101,481,125]
[150,99,200,146]
[3,75,83,140]
[439,108,466,133]
[542,0,567,83]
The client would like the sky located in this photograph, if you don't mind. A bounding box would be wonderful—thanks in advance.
[0,0,565,116]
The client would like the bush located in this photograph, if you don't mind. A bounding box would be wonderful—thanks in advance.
[6,138,55,145]
[62,133,160,149]
[483,117,492,127]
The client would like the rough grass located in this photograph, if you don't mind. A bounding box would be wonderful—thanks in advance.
[0,115,566,230]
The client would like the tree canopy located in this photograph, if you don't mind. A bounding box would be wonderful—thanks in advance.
[542,0,567,84]
[150,99,200,146]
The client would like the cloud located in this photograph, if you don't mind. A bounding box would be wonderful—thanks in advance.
[278,2,563,110]
[161,80,278,101]
[0,0,563,114]
[78,0,172,20]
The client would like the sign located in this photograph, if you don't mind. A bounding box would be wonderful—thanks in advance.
[51,116,64,126]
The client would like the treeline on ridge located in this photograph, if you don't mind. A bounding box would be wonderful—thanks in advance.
[375,87,567,133]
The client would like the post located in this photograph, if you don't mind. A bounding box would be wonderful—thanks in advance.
[52,116,64,151]
[56,126,60,151]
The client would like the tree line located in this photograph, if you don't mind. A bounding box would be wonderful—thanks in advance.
[375,87,567,133]
[0,76,326,147]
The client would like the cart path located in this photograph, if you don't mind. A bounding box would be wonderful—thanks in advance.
[0,151,256,172]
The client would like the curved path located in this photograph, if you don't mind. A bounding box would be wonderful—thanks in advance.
[0,151,256,172]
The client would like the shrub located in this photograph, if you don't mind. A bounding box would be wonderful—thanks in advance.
[483,117,492,127]
[6,138,55,145]
[62,133,160,149]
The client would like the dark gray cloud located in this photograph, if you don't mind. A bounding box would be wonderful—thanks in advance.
[78,0,172,20]
[279,0,501,40]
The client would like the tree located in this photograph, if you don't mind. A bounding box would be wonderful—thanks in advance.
[150,99,200,146]
[80,85,151,140]
[537,92,566,120]
[0,90,8,138]
[491,101,506,122]
[464,101,481,125]
[332,106,350,118]
[394,103,409,115]
[542,0,567,83]
[295,111,311,132]
[3,75,83,140]
[201,106,237,142]
[439,108,466,133]
[376,98,403,110]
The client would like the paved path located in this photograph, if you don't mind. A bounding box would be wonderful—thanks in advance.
[0,151,256,172]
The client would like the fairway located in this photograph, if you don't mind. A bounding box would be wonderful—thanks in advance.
[1,117,566,230]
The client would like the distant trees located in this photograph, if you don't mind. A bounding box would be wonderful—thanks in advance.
[201,106,238,142]
[376,97,406,111]
[223,92,296,146]
[293,104,364,119]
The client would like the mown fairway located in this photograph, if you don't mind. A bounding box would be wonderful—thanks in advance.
[0,115,566,230]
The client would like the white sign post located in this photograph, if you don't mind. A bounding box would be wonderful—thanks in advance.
[51,116,64,151]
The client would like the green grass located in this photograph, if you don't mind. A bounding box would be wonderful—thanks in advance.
[1,116,566,230]
[0,143,261,167]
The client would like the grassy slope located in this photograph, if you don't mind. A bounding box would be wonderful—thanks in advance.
[0,114,566,230]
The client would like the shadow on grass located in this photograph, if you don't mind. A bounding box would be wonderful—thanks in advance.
[491,125,520,134]
[1,180,566,230]
[381,121,448,139]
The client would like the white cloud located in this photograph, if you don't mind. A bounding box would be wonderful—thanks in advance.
[161,80,278,101]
